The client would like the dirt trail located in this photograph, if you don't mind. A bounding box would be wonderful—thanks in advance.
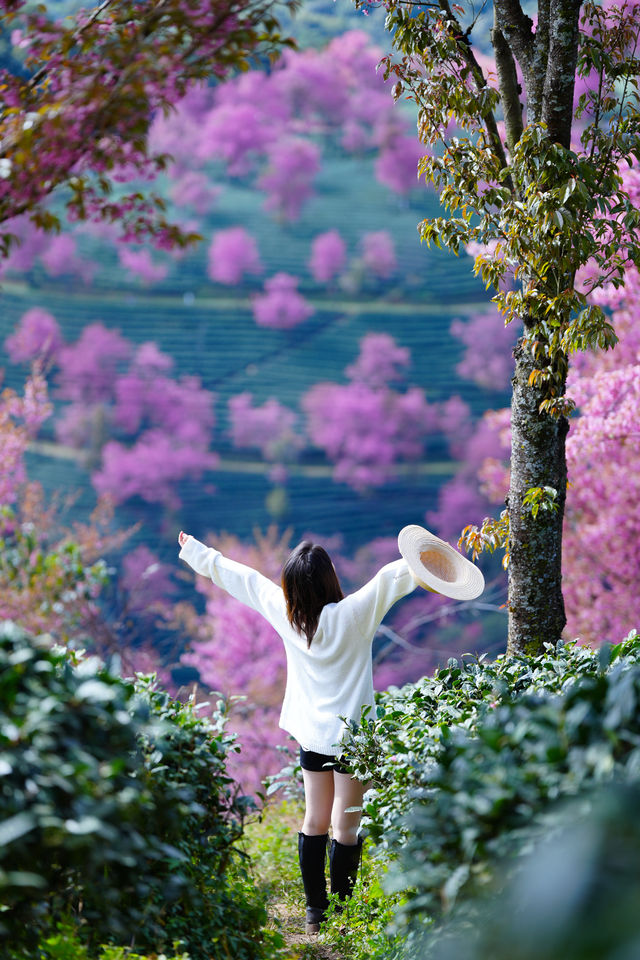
[269,898,343,960]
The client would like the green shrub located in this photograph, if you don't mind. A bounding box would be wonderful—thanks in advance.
[0,622,276,959]
[130,677,275,959]
[342,633,640,951]
[0,621,165,945]
[425,782,640,960]
[8,919,192,959]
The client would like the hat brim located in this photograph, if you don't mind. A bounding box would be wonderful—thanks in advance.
[398,525,485,601]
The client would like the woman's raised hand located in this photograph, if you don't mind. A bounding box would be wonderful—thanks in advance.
[178,531,190,548]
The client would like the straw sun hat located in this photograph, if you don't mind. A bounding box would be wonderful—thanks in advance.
[398,525,485,601]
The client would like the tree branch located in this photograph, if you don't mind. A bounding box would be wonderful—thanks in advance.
[438,0,511,174]
[530,0,550,121]
[491,13,523,151]
[24,0,119,93]
[493,0,538,119]
[541,0,582,147]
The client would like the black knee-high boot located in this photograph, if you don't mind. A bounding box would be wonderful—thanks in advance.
[329,836,363,903]
[298,832,329,933]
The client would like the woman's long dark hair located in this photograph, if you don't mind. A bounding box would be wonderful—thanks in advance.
[281,541,344,648]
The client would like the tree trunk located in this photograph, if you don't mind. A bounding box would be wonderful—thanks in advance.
[507,338,568,655]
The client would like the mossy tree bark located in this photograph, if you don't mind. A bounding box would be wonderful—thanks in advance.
[493,0,580,654]
[507,342,569,656]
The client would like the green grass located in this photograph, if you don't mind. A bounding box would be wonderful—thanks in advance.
[241,800,405,960]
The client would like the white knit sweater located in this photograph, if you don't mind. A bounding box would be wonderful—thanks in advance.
[179,536,416,755]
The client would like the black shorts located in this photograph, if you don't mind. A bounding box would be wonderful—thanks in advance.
[299,747,349,774]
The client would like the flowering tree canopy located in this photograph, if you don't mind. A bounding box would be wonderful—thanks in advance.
[0,0,296,253]
[303,333,436,489]
[207,227,263,285]
[252,272,314,328]
[5,315,217,508]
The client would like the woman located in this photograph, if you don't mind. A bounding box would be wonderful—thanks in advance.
[177,529,419,933]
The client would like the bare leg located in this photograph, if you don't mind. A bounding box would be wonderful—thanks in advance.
[301,768,334,835]
[331,771,365,845]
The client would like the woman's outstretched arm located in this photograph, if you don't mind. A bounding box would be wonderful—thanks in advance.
[178,532,287,628]
[341,559,416,642]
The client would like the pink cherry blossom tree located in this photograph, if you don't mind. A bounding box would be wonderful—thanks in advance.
[359,230,397,279]
[207,227,263,285]
[0,372,131,642]
[55,323,132,404]
[88,342,218,507]
[0,0,296,255]
[374,136,426,195]
[4,308,63,366]
[4,316,218,509]
[118,247,169,286]
[451,308,520,391]
[303,333,436,490]
[258,139,321,221]
[228,392,304,480]
[0,368,51,505]
[252,273,314,329]
[308,230,347,284]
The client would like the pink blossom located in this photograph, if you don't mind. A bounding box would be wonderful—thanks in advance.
[252,273,314,329]
[259,138,321,221]
[0,372,51,505]
[228,392,304,462]
[54,403,103,450]
[47,322,216,509]
[308,230,346,284]
[273,46,348,122]
[39,233,94,282]
[427,408,510,539]
[563,364,640,643]
[359,231,396,278]
[133,341,174,373]
[304,381,434,490]
[437,396,475,460]
[93,430,217,508]
[118,247,169,285]
[121,545,175,612]
[374,136,425,194]
[168,170,219,210]
[113,369,214,446]
[302,335,437,489]
[451,308,519,391]
[207,227,263,285]
[5,308,63,364]
[0,217,49,276]
[197,101,278,176]
[56,323,131,403]
[426,474,490,542]
[346,333,410,388]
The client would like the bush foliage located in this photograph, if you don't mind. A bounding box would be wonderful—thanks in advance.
[427,781,640,960]
[0,621,274,959]
[343,632,640,953]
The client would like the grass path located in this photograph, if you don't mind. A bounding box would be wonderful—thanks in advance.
[243,801,355,960]
[268,898,341,960]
